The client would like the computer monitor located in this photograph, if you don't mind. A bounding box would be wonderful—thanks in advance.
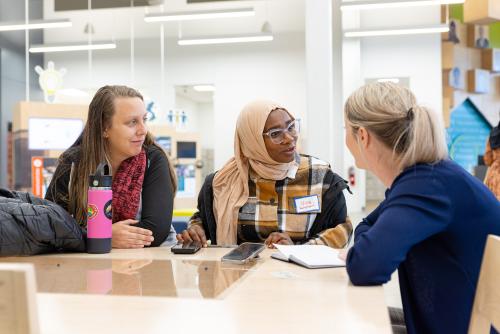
[28,117,83,150]
[177,141,196,159]
[156,136,172,155]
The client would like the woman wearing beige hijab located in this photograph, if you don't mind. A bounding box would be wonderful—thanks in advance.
[177,100,352,248]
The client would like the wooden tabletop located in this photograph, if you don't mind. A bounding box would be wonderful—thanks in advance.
[3,247,391,334]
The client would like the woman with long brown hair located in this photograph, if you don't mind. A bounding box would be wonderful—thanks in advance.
[46,85,177,248]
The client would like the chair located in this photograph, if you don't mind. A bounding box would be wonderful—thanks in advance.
[468,235,500,334]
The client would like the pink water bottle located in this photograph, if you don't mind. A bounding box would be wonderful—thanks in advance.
[87,163,112,254]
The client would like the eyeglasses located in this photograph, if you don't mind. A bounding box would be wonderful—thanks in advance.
[262,120,300,144]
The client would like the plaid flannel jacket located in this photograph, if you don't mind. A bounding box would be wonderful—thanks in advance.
[190,154,352,248]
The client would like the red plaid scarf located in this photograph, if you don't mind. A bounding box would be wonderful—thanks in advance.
[112,149,147,223]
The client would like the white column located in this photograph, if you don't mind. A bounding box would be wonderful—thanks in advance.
[342,9,366,213]
[306,0,366,212]
[25,0,29,102]
[305,0,344,170]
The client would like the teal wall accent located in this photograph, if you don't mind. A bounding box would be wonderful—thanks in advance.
[447,99,492,173]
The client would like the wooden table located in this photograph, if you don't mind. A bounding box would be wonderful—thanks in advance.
[3,247,391,334]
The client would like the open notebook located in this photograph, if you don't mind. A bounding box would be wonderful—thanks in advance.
[271,244,346,269]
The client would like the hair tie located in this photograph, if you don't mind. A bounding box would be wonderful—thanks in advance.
[407,107,414,121]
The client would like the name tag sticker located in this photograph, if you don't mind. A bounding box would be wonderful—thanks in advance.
[293,195,320,213]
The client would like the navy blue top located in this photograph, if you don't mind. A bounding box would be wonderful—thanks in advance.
[346,160,500,334]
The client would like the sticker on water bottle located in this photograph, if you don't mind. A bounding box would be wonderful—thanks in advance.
[88,204,98,220]
[104,200,112,220]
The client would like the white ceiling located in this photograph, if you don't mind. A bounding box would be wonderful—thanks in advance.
[42,0,305,44]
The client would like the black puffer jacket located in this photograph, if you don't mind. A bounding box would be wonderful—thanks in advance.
[0,188,86,256]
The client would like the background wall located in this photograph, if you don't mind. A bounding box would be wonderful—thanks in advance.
[360,34,443,114]
[0,0,44,187]
[174,92,201,134]
[44,32,307,170]
[37,6,443,214]
[359,7,443,116]
[0,1,446,216]
[341,5,443,211]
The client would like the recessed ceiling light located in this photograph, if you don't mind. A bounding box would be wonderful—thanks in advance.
[341,0,465,11]
[0,19,72,32]
[178,34,274,46]
[29,42,117,53]
[344,25,449,37]
[145,8,255,22]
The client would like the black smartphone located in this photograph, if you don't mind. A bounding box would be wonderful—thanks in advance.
[221,242,265,264]
[171,241,202,254]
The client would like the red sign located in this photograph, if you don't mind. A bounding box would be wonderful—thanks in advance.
[31,157,44,198]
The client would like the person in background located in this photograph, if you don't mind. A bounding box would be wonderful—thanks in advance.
[342,82,500,334]
[177,100,352,248]
[484,121,500,200]
[46,85,177,248]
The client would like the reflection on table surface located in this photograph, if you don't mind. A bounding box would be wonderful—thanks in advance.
[0,257,256,299]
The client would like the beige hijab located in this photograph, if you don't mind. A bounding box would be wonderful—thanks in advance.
[213,100,297,245]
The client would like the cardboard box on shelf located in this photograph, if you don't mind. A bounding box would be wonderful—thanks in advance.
[443,97,452,128]
[443,85,456,106]
[467,24,491,49]
[482,48,500,72]
[467,69,491,93]
[464,0,500,24]
[442,42,456,70]
[443,67,465,89]
[442,19,468,47]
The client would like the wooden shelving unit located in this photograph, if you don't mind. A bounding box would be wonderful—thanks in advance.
[441,9,500,127]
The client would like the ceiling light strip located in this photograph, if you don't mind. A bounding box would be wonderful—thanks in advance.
[341,0,464,11]
[29,42,116,53]
[178,34,273,46]
[193,85,216,92]
[145,7,254,22]
[344,25,449,37]
[0,19,72,32]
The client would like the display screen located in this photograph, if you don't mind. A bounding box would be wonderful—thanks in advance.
[177,141,196,159]
[28,117,83,150]
[156,136,172,155]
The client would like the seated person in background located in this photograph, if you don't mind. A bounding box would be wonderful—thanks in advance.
[484,121,500,201]
[46,85,177,249]
[343,82,500,334]
[177,100,352,248]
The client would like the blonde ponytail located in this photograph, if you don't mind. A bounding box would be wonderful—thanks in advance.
[344,82,448,170]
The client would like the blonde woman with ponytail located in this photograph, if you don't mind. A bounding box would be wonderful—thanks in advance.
[343,83,500,334]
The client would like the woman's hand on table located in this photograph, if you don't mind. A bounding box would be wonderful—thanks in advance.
[112,219,154,249]
[264,232,293,248]
[176,224,208,247]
